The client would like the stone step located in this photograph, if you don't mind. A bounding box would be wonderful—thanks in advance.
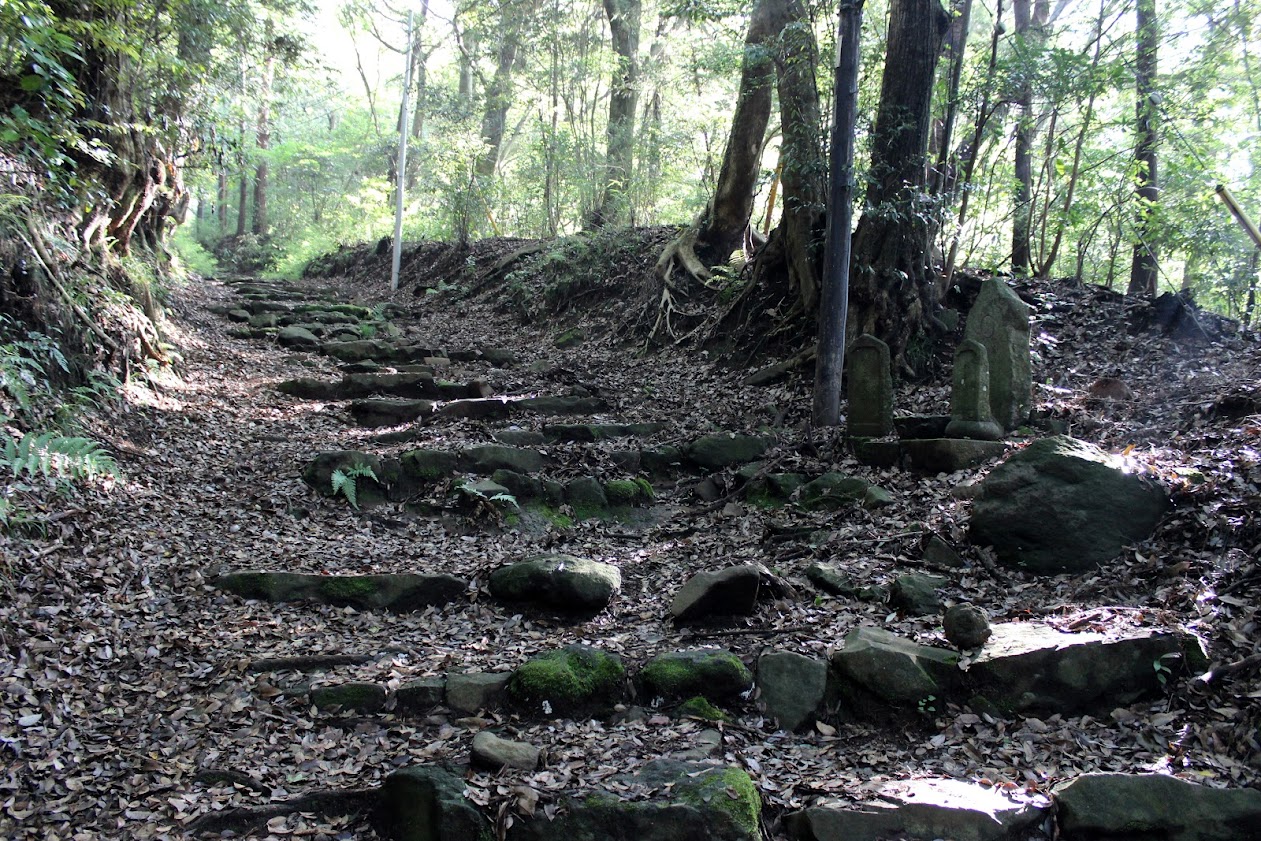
[348,394,609,427]
[279,372,491,402]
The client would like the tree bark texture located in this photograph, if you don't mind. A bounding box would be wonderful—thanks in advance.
[1127,0,1159,297]
[593,0,641,226]
[1011,0,1049,275]
[694,0,776,264]
[474,16,522,179]
[252,45,274,237]
[767,0,826,312]
[848,0,950,372]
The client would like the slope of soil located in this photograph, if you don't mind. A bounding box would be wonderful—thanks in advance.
[1,252,1258,839]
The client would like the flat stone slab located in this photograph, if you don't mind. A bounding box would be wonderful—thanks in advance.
[831,623,1207,718]
[542,422,666,442]
[1054,773,1261,841]
[968,622,1208,714]
[215,570,465,612]
[902,438,1006,472]
[348,398,436,427]
[788,778,1047,841]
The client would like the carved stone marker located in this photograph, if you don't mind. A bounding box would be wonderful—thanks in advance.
[846,334,894,438]
[964,280,1032,430]
[945,340,1003,441]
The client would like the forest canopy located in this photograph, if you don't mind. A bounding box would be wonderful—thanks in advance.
[1,0,1259,319]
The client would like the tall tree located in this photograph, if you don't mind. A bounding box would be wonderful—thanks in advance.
[473,2,527,179]
[1011,0,1049,275]
[1128,0,1159,297]
[592,0,641,226]
[848,0,950,372]
[252,20,276,237]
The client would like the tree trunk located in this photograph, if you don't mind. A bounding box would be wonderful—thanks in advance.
[848,0,950,373]
[693,0,776,264]
[217,159,229,235]
[1011,0,1049,275]
[252,33,275,237]
[930,0,973,197]
[591,0,640,227]
[768,0,826,312]
[474,17,520,179]
[1127,0,1159,297]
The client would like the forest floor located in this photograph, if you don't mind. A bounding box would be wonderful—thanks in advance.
[2,238,1260,840]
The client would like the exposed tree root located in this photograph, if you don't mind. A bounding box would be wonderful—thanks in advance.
[187,787,379,836]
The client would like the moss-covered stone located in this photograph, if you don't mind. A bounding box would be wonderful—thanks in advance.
[216,570,466,612]
[301,451,387,503]
[564,476,609,519]
[798,473,871,511]
[603,478,654,506]
[684,434,771,470]
[675,765,759,838]
[677,696,730,722]
[509,760,759,841]
[553,327,586,348]
[310,682,387,713]
[372,765,493,841]
[509,645,625,716]
[490,555,621,614]
[640,649,752,704]
[399,448,468,480]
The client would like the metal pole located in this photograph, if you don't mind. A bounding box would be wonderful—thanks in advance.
[391,10,415,292]
[812,0,864,426]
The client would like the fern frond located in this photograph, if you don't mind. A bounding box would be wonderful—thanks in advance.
[0,432,119,480]
[330,463,377,510]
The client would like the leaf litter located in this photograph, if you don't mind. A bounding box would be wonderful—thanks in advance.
[0,268,1258,839]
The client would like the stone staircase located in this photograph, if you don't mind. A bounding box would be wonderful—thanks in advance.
[182,276,1260,841]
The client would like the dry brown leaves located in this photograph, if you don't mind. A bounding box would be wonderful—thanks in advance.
[1,271,1257,839]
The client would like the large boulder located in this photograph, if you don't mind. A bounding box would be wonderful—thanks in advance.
[756,651,827,732]
[829,627,958,713]
[969,436,1169,573]
[671,565,765,621]
[277,324,321,349]
[1054,773,1261,841]
[489,555,621,615]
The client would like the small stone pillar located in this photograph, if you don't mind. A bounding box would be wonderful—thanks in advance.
[963,279,1032,430]
[846,334,894,438]
[945,340,1004,441]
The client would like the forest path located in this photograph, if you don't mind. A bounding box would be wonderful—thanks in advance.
[4,270,1260,839]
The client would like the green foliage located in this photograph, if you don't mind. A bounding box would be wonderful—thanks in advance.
[330,462,378,510]
[171,224,221,278]
[0,431,118,482]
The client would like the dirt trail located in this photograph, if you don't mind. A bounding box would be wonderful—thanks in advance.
[2,271,1258,839]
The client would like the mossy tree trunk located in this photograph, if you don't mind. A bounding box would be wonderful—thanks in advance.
[847,0,950,374]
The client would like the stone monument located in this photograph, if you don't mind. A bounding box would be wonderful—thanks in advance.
[945,339,1003,441]
[846,334,894,438]
[963,279,1032,430]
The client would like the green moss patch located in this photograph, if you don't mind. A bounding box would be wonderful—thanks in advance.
[509,645,625,715]
[641,649,753,704]
[603,478,654,506]
[677,696,730,722]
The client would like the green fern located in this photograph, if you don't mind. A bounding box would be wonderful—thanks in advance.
[0,431,119,480]
[330,463,378,509]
